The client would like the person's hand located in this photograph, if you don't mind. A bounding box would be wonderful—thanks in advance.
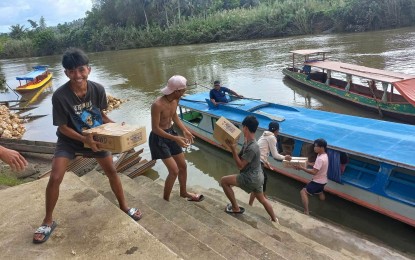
[183,130,195,144]
[284,155,292,161]
[175,136,190,148]
[225,139,236,151]
[84,133,102,152]
[0,146,28,172]
[293,164,303,171]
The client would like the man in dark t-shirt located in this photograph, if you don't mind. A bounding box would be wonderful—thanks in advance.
[209,80,243,106]
[33,48,142,244]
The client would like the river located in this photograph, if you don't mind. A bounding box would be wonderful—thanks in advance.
[1,27,415,255]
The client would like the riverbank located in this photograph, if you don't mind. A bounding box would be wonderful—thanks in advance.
[0,152,52,189]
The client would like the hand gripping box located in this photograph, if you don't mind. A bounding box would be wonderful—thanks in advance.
[283,157,308,168]
[213,116,242,150]
[82,123,146,153]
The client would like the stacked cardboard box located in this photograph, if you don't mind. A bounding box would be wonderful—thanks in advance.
[283,157,308,168]
[82,123,146,153]
[213,116,242,150]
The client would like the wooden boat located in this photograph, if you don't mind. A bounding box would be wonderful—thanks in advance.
[282,49,415,124]
[178,92,415,227]
[15,65,52,93]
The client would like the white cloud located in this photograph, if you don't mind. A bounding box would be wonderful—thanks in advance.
[0,0,92,33]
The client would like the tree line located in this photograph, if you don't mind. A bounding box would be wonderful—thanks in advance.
[0,0,415,59]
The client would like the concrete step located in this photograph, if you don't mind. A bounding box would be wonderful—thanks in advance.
[200,185,409,260]
[0,172,178,259]
[81,171,229,260]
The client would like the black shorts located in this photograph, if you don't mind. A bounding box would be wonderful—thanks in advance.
[305,181,326,195]
[54,138,111,159]
[261,162,268,192]
[149,128,183,160]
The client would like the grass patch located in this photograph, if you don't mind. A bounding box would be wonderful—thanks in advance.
[0,173,26,187]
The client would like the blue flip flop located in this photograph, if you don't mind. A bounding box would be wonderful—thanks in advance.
[126,208,142,221]
[33,221,57,244]
[225,203,245,214]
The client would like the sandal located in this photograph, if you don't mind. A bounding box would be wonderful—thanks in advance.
[126,208,142,221]
[33,221,57,244]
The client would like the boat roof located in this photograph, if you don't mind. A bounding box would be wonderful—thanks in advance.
[16,66,48,81]
[304,60,415,83]
[180,92,415,170]
[290,49,331,56]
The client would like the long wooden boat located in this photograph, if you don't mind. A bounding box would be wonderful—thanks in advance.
[15,65,52,93]
[282,49,415,124]
[178,92,415,227]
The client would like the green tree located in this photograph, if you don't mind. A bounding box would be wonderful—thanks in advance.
[9,24,27,39]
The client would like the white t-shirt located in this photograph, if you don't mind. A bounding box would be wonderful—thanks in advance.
[312,153,328,184]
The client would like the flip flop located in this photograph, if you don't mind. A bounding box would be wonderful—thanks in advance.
[225,203,245,214]
[187,194,204,202]
[33,221,57,244]
[126,208,142,221]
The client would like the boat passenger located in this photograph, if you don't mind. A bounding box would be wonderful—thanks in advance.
[249,121,292,206]
[149,75,204,202]
[33,48,143,244]
[294,138,328,215]
[0,145,28,172]
[221,115,278,223]
[209,80,243,106]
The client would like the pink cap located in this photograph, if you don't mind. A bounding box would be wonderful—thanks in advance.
[160,75,187,95]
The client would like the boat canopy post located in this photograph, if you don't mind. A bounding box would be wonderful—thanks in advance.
[292,53,295,72]
[326,70,331,86]
[345,74,352,91]
[381,82,389,102]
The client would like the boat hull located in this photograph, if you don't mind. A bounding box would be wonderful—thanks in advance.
[282,68,415,124]
[178,97,415,227]
[15,72,53,93]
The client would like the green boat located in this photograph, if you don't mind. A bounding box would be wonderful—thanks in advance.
[282,49,415,124]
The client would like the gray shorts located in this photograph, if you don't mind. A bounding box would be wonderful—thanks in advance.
[236,171,264,193]
[54,138,111,160]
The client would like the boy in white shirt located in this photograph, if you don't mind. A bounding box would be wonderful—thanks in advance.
[249,121,291,205]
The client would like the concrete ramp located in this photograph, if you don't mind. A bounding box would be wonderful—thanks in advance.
[0,173,178,259]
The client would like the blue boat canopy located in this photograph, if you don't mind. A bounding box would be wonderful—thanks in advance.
[179,92,415,170]
[16,65,49,81]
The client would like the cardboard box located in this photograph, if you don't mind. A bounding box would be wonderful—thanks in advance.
[82,123,146,153]
[283,157,308,168]
[213,116,242,149]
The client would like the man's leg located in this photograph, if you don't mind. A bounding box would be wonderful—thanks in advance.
[249,193,256,206]
[33,157,69,242]
[255,192,278,222]
[220,175,242,212]
[318,192,325,201]
[97,156,127,210]
[172,153,198,200]
[300,188,310,215]
[161,157,179,201]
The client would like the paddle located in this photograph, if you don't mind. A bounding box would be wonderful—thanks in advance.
[180,98,244,106]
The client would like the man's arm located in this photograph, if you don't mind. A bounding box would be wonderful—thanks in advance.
[268,136,289,161]
[0,145,28,172]
[101,111,114,124]
[58,124,102,152]
[225,140,248,170]
[229,89,243,98]
[172,111,194,144]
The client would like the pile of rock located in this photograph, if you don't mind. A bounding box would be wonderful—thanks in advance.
[0,105,26,139]
[103,95,127,114]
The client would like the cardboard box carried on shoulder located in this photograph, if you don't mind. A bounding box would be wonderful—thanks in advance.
[213,116,242,150]
[82,123,146,153]
[283,157,308,168]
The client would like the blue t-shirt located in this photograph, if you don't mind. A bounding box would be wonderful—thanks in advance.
[209,87,231,103]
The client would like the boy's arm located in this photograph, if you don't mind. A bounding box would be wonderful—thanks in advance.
[58,124,102,152]
[101,111,114,124]
[225,140,248,170]
[172,110,194,144]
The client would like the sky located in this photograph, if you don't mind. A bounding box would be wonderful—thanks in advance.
[0,0,93,33]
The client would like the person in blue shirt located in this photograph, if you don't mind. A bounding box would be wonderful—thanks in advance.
[209,80,243,106]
